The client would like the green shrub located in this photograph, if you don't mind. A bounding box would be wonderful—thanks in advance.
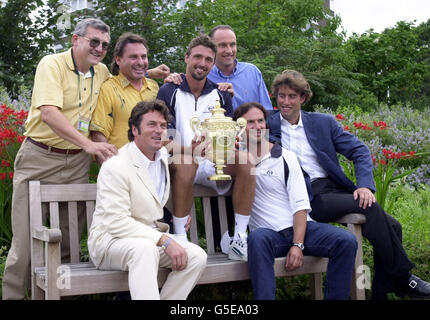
[0,245,8,299]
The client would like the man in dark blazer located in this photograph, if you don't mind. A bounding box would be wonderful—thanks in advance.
[267,69,430,300]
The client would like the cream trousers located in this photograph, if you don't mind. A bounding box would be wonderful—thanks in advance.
[98,236,207,300]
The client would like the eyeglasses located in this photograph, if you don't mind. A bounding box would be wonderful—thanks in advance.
[80,36,110,51]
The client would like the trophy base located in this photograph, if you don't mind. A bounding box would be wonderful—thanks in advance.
[208,174,232,181]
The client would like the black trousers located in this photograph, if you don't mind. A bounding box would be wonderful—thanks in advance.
[309,178,415,294]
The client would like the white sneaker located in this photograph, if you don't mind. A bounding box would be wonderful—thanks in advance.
[220,231,232,254]
[228,232,248,261]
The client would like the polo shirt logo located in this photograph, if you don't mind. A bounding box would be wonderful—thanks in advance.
[266,169,273,176]
[204,105,215,114]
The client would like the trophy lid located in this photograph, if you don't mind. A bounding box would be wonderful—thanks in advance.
[205,99,233,124]
[211,99,227,117]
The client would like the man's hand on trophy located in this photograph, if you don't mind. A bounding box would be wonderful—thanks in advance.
[191,135,202,153]
[192,136,211,159]
[217,82,235,96]
[235,135,248,151]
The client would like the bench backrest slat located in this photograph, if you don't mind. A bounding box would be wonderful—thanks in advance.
[68,201,80,263]
[49,202,60,229]
[86,200,95,231]
[202,197,215,254]
[40,184,97,202]
[217,196,229,236]
[189,202,198,245]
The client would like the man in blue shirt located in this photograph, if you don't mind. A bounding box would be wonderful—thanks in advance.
[165,25,273,111]
[208,25,273,110]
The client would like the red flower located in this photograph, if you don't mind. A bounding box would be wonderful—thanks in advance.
[344,125,349,131]
[382,149,392,155]
[336,114,345,120]
[372,120,387,130]
[8,172,13,179]
[1,160,10,167]
[17,135,25,143]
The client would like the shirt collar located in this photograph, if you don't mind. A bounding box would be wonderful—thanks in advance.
[214,59,238,78]
[67,48,95,77]
[280,111,304,128]
[253,143,281,167]
[65,48,75,71]
[179,73,218,95]
[131,141,163,168]
[117,72,151,90]
[270,142,283,158]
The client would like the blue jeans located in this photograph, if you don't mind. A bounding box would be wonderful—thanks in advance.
[248,221,357,300]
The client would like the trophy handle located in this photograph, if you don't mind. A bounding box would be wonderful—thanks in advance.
[236,117,247,138]
[190,116,203,139]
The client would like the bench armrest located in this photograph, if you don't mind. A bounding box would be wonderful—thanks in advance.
[335,213,366,225]
[31,226,62,243]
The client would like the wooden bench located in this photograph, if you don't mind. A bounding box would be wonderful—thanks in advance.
[29,180,366,300]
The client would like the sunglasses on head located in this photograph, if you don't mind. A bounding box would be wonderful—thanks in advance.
[81,36,110,51]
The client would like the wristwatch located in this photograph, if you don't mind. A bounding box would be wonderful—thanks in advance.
[161,237,172,251]
[292,242,305,250]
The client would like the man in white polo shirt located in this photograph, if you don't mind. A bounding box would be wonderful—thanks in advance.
[232,102,357,300]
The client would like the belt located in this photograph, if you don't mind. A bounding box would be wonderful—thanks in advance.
[26,137,83,155]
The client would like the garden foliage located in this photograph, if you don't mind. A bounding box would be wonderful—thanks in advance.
[0,0,429,300]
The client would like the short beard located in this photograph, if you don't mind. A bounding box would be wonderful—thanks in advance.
[191,71,207,81]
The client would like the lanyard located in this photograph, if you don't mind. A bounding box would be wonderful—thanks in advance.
[71,49,95,114]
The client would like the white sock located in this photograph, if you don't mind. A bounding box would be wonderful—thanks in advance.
[233,213,250,240]
[172,215,188,235]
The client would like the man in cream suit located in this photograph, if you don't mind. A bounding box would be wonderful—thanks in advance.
[88,100,207,300]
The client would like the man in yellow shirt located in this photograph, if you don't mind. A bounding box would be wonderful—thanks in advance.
[90,32,229,159]
[2,18,119,300]
[90,32,162,157]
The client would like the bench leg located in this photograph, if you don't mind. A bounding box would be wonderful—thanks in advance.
[348,223,366,300]
[310,273,323,300]
[31,238,45,300]
[45,243,61,300]
[31,282,45,300]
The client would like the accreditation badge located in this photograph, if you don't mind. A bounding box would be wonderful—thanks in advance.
[77,116,90,133]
